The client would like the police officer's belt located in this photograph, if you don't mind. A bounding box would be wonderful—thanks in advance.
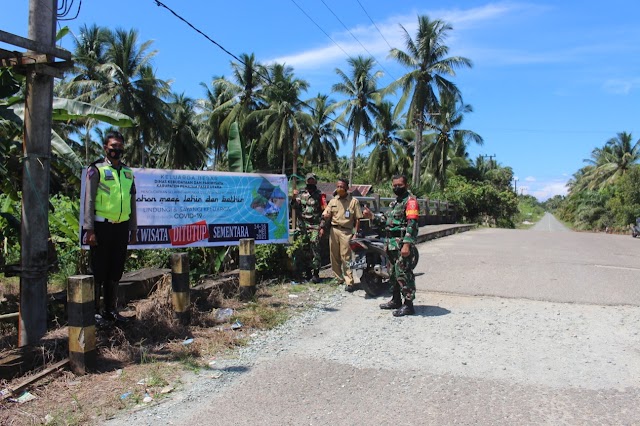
[95,215,124,224]
[333,225,352,231]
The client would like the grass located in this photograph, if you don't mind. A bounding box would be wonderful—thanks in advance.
[515,199,546,229]
[0,274,331,425]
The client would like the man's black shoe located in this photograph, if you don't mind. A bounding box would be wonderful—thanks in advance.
[103,310,133,323]
[311,274,321,284]
[379,299,402,310]
[345,284,357,292]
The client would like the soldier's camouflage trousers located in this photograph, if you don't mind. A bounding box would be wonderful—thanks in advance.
[295,228,321,274]
[387,248,416,301]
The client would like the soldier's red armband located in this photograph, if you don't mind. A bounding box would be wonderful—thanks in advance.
[320,193,327,209]
[406,197,419,220]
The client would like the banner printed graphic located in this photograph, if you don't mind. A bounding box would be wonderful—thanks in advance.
[80,168,289,249]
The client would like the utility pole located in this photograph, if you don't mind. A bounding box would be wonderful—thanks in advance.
[481,154,496,169]
[19,0,58,346]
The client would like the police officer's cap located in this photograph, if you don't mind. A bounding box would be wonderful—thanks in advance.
[305,173,318,182]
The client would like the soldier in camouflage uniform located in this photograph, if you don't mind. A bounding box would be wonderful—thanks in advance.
[291,173,326,283]
[378,174,420,316]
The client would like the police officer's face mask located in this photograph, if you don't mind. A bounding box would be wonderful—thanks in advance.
[107,148,124,160]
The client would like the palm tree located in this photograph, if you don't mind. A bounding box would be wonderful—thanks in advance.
[423,89,482,189]
[332,56,382,185]
[580,132,640,190]
[64,24,110,162]
[158,93,208,170]
[248,63,310,177]
[198,76,233,169]
[213,53,266,144]
[389,15,472,187]
[302,94,343,168]
[94,28,171,166]
[366,101,412,183]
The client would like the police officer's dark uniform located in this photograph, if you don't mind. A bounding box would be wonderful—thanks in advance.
[83,132,137,323]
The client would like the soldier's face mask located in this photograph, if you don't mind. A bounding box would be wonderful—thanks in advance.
[306,184,317,192]
[392,184,407,196]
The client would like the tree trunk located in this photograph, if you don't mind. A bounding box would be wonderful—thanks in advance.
[412,119,424,187]
[349,133,356,185]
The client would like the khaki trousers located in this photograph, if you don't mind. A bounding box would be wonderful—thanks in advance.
[329,226,354,286]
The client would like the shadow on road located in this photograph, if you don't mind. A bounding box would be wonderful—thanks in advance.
[414,305,450,317]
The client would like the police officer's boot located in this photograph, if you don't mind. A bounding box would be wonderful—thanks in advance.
[392,300,415,317]
[379,287,402,309]
[102,280,131,323]
[311,269,321,284]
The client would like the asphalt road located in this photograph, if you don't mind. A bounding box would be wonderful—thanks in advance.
[109,215,640,425]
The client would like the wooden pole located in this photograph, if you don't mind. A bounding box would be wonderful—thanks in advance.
[238,238,256,300]
[170,253,191,325]
[19,0,57,346]
[67,275,96,374]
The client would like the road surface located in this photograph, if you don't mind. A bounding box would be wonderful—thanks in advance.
[108,216,640,425]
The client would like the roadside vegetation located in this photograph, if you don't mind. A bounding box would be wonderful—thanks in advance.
[543,132,640,233]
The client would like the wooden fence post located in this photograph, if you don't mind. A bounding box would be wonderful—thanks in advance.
[239,238,256,300]
[67,275,96,374]
[170,253,191,325]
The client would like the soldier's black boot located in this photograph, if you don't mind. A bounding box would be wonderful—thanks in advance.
[311,269,321,283]
[379,288,402,309]
[393,300,415,317]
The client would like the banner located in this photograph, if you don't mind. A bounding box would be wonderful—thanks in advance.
[80,168,289,249]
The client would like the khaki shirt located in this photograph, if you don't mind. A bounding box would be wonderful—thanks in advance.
[323,193,363,230]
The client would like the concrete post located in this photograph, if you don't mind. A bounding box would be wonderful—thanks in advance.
[239,238,256,300]
[67,275,96,374]
[170,253,190,325]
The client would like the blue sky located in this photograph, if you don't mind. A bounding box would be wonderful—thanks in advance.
[3,1,639,200]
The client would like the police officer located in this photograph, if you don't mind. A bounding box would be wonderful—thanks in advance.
[321,178,363,292]
[83,131,137,323]
[377,174,419,316]
[291,173,326,283]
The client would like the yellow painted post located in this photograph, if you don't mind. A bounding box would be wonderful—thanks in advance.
[239,238,256,300]
[171,253,191,325]
[67,275,96,374]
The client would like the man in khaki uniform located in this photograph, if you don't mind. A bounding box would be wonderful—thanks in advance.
[321,178,363,292]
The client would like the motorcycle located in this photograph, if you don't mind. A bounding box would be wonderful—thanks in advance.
[631,217,640,238]
[348,213,419,297]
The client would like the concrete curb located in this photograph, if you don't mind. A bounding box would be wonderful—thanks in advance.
[416,224,477,244]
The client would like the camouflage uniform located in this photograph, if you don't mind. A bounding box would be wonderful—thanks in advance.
[384,191,420,301]
[291,177,326,279]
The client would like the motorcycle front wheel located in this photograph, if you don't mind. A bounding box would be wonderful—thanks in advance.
[360,269,387,297]
[408,245,419,270]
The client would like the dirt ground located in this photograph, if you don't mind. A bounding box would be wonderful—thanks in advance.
[0,270,338,426]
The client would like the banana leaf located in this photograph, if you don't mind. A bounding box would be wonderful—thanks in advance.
[228,121,248,172]
[11,98,134,128]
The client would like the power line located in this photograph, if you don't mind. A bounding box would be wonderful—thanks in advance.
[356,0,393,50]
[288,0,354,62]
[151,0,371,141]
[318,0,396,81]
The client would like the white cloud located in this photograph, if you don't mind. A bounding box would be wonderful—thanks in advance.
[531,180,569,201]
[525,176,536,182]
[268,3,523,71]
[602,78,640,95]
